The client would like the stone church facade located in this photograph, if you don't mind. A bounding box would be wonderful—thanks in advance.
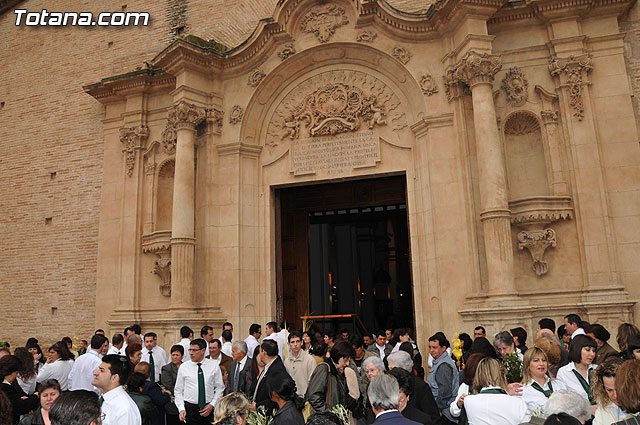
[1,0,639,351]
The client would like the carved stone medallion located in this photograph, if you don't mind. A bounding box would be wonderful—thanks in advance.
[161,125,177,154]
[266,70,402,148]
[356,30,377,43]
[248,68,266,87]
[502,67,528,106]
[419,74,438,96]
[300,4,348,43]
[392,46,411,65]
[229,105,244,125]
[278,44,296,61]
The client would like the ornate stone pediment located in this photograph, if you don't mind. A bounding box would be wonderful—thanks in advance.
[266,71,402,148]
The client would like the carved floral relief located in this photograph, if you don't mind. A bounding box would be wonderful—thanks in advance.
[266,71,402,148]
[248,68,266,87]
[502,67,529,106]
[229,105,244,125]
[278,44,296,61]
[300,4,348,43]
[161,125,177,154]
[167,101,206,130]
[419,74,438,96]
[392,46,411,65]
[119,125,149,177]
[549,55,592,121]
[448,51,502,87]
[356,30,377,43]
[207,107,224,128]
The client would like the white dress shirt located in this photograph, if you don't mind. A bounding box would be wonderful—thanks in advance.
[37,359,74,391]
[264,332,286,360]
[174,358,224,413]
[141,345,168,381]
[221,341,233,358]
[463,386,530,425]
[556,362,597,401]
[450,382,469,417]
[101,385,142,425]
[68,350,102,394]
[245,335,260,358]
[522,378,567,416]
[571,328,586,339]
[177,338,191,360]
[107,345,122,356]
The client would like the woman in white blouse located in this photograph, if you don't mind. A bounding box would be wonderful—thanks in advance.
[450,353,486,419]
[521,346,566,418]
[556,335,598,404]
[36,341,74,391]
[463,357,530,425]
[591,358,625,425]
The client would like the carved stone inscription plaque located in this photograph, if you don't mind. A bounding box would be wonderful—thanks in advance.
[291,130,379,176]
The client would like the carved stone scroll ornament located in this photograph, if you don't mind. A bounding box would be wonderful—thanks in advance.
[517,228,557,276]
[356,30,377,43]
[419,74,438,96]
[449,51,502,87]
[392,46,411,65]
[300,4,348,43]
[548,55,592,121]
[541,110,558,124]
[167,101,206,130]
[502,67,529,106]
[154,257,172,296]
[206,107,224,128]
[248,68,266,87]
[229,105,244,125]
[119,125,149,177]
[141,231,172,297]
[277,44,296,61]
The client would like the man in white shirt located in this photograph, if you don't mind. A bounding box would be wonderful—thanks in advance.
[564,314,586,339]
[225,341,252,395]
[141,332,168,382]
[177,326,194,357]
[368,330,393,361]
[244,323,261,359]
[107,334,124,356]
[263,321,285,359]
[284,331,316,397]
[92,354,142,425]
[208,339,232,372]
[220,330,233,357]
[217,322,236,344]
[68,334,109,394]
[175,338,224,425]
[200,325,214,357]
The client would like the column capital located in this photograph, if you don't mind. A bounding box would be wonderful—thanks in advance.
[449,51,502,88]
[548,54,592,121]
[167,100,206,131]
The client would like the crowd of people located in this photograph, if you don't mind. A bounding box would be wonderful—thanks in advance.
[0,315,639,425]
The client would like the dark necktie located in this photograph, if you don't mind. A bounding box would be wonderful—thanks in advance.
[148,351,155,381]
[197,362,206,409]
[99,395,104,406]
[233,363,241,392]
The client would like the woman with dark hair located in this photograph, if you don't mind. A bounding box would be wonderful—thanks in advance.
[14,348,37,395]
[0,391,12,425]
[450,353,486,420]
[59,338,74,360]
[302,331,313,352]
[627,335,640,361]
[521,347,567,418]
[511,327,529,354]
[556,335,598,404]
[269,375,305,425]
[126,372,158,425]
[248,345,265,397]
[586,324,619,364]
[592,358,624,425]
[616,323,639,358]
[126,342,143,370]
[306,340,357,413]
[25,342,44,375]
[18,379,62,425]
[161,345,184,425]
[134,362,170,425]
[613,360,640,424]
[0,355,39,424]
[459,333,473,363]
[36,342,74,391]
[468,337,499,359]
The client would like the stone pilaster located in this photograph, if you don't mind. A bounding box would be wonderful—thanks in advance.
[167,100,205,311]
[448,51,516,299]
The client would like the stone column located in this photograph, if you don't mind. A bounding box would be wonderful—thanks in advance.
[167,101,205,311]
[449,51,515,298]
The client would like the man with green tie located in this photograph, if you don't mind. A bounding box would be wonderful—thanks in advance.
[141,332,168,382]
[174,338,224,424]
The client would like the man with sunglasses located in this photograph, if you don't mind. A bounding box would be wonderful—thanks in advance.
[174,338,224,424]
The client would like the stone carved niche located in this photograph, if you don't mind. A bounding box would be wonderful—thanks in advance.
[265,70,402,148]
[300,4,348,43]
[119,126,149,177]
[504,111,573,276]
[502,67,528,106]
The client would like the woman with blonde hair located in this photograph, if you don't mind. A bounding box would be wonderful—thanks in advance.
[521,347,566,418]
[213,392,249,425]
[592,358,624,425]
[534,336,562,378]
[463,357,530,425]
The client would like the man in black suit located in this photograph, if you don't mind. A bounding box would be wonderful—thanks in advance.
[225,340,252,396]
[251,339,290,414]
[369,374,420,425]
[387,367,440,424]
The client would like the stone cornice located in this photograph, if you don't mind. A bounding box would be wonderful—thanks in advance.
[83,69,175,103]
